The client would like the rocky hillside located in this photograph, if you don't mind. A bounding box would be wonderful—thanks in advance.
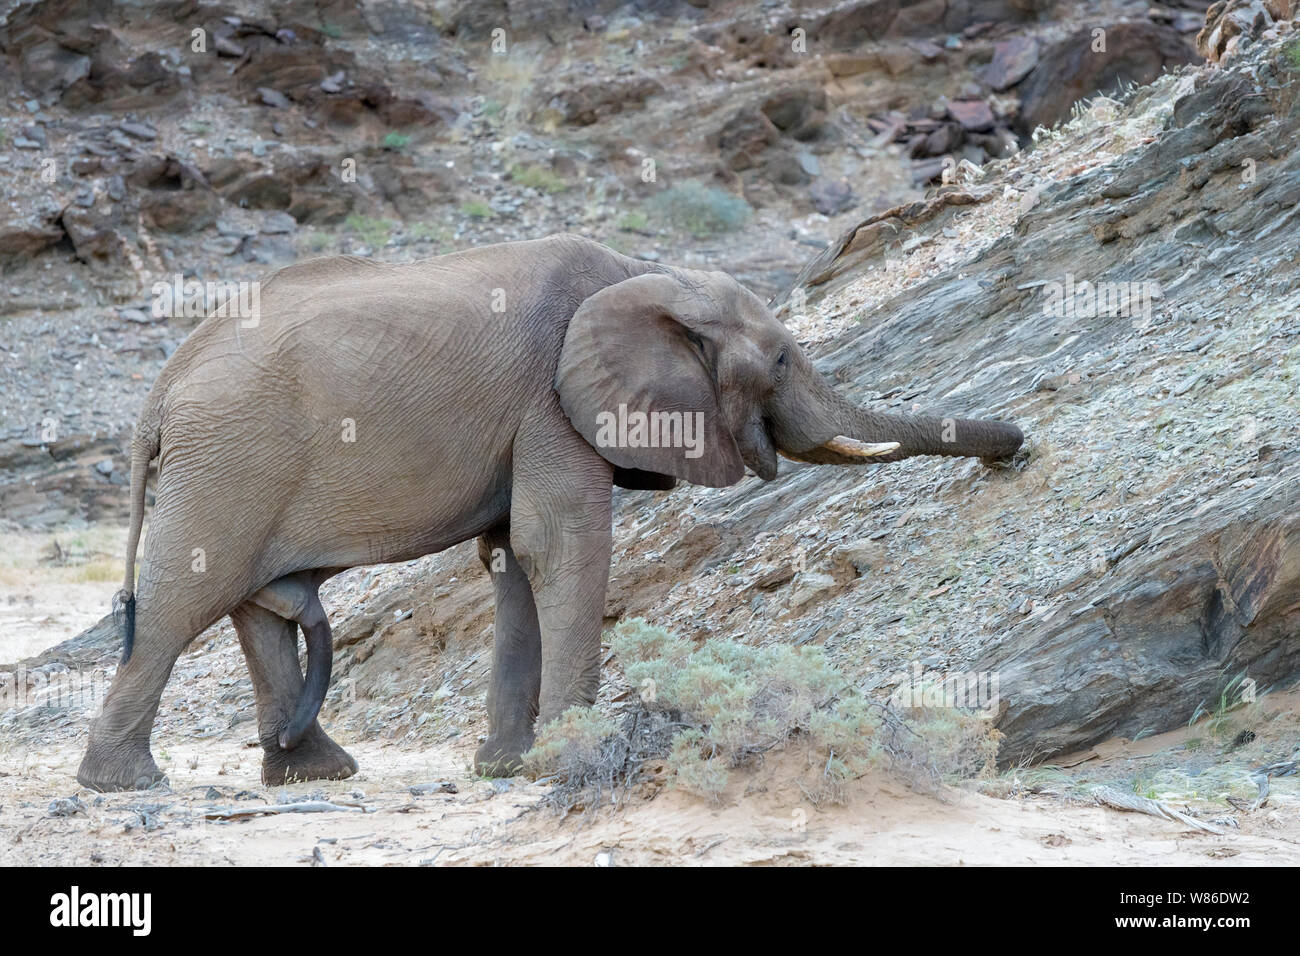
[1,0,1215,526]
[3,0,1297,775]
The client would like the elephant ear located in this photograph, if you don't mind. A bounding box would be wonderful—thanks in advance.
[557,273,744,487]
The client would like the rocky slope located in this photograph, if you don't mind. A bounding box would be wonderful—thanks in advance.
[2,0,1297,801]
[1,0,1214,526]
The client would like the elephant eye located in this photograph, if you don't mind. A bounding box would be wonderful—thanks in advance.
[776,348,788,369]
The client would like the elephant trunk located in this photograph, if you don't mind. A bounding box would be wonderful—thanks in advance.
[774,369,1023,466]
[834,392,1023,463]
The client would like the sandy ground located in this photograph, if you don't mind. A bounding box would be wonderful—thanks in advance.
[4,736,1298,866]
[2,542,1299,866]
[0,527,125,661]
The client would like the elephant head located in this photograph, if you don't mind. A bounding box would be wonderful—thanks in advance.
[556,270,1023,486]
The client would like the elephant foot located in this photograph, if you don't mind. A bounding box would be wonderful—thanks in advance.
[262,726,357,786]
[474,736,529,778]
[77,740,167,793]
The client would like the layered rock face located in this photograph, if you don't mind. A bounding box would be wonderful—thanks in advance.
[781,35,1300,763]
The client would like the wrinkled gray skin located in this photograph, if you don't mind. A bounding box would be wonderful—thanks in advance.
[76,235,1023,791]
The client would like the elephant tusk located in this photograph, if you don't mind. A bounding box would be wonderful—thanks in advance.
[823,436,901,458]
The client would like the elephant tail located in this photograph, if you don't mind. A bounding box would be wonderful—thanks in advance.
[117,400,162,665]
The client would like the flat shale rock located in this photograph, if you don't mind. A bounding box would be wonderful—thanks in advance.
[981,472,1300,765]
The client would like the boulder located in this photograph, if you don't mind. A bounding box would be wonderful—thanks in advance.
[809,178,857,216]
[1018,22,1199,133]
[761,87,828,141]
[948,100,996,132]
[983,36,1039,90]
[0,215,65,259]
[715,108,781,171]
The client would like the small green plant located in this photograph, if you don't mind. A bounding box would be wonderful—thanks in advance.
[319,21,343,39]
[407,222,453,249]
[1284,38,1300,70]
[509,164,568,194]
[664,730,730,797]
[301,231,332,253]
[382,131,411,151]
[616,210,649,232]
[344,214,395,249]
[461,199,493,220]
[1133,772,1159,800]
[1188,671,1259,744]
[649,182,752,238]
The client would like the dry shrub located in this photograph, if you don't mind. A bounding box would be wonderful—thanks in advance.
[524,618,1001,812]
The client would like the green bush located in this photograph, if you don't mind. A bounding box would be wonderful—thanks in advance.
[523,707,619,779]
[648,183,752,237]
[1284,38,1300,70]
[525,618,1000,810]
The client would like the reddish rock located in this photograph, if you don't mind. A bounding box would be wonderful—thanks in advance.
[948,99,996,132]
[984,36,1039,90]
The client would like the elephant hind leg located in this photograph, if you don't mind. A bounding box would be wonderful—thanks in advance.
[231,600,357,786]
[78,602,198,792]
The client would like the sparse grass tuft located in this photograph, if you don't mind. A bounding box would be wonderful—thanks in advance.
[460,199,493,220]
[344,214,395,250]
[523,707,620,779]
[382,131,411,151]
[616,210,649,232]
[301,231,332,253]
[648,183,752,237]
[1188,672,1263,746]
[509,164,568,194]
[407,222,454,252]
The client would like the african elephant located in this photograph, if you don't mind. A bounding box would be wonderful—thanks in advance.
[76,234,1023,791]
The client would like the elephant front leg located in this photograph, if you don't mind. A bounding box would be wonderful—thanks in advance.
[230,602,357,785]
[509,451,614,739]
[473,523,542,777]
